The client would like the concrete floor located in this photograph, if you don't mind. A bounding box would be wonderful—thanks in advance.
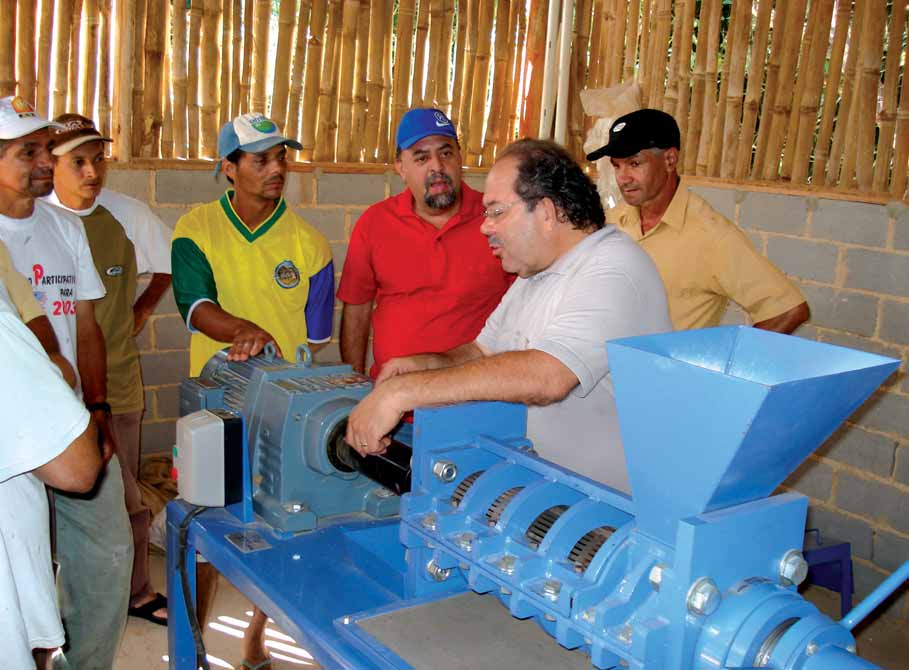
[117,553,909,670]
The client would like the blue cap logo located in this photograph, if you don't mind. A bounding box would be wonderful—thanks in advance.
[396,108,458,151]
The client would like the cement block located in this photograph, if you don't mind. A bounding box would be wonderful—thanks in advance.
[331,241,348,271]
[847,392,909,439]
[155,385,181,420]
[794,323,821,341]
[284,172,316,205]
[388,172,405,196]
[150,206,185,229]
[812,200,889,247]
[135,322,152,352]
[819,331,904,392]
[836,471,909,533]
[153,287,179,316]
[800,285,879,337]
[318,172,386,205]
[143,389,154,415]
[689,185,737,221]
[783,458,834,502]
[880,300,909,346]
[462,172,488,193]
[155,169,226,204]
[105,169,152,202]
[895,445,909,485]
[806,505,873,560]
[139,350,190,387]
[154,315,191,350]
[314,341,341,366]
[852,562,908,619]
[893,205,909,251]
[873,530,909,572]
[296,207,347,242]
[766,236,838,283]
[140,420,176,455]
[845,248,909,297]
[747,232,765,253]
[816,425,897,477]
[739,192,808,235]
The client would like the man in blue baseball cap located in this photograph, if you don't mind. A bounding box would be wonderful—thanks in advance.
[171,113,333,668]
[338,107,512,378]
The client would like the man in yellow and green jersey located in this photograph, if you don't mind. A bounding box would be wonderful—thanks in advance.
[171,112,334,377]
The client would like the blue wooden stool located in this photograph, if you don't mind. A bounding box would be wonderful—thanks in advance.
[803,528,854,618]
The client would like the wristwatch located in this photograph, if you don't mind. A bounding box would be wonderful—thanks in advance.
[86,401,112,416]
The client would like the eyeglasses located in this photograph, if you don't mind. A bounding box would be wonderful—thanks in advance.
[482,200,521,220]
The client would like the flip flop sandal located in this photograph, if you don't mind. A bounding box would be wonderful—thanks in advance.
[127,592,168,626]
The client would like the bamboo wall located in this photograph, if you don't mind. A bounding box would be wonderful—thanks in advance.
[4,1,909,200]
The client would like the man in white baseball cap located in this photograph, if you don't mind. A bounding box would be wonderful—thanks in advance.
[0,95,132,670]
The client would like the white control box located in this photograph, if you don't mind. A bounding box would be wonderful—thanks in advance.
[175,410,230,506]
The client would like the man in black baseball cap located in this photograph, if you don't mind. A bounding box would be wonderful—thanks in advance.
[591,108,809,335]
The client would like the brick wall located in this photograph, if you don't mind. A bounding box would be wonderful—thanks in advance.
[112,164,908,622]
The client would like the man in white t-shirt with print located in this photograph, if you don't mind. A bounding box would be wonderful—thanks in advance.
[46,113,173,628]
[0,279,101,670]
[0,96,132,670]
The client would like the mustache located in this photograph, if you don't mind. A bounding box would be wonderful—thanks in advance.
[424,172,453,189]
[487,235,503,247]
[31,169,53,179]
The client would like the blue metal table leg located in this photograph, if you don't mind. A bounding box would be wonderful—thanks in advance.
[167,503,198,670]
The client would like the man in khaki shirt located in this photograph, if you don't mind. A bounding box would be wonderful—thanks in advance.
[589,108,809,333]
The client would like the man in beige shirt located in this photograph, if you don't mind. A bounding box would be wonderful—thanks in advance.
[589,108,809,333]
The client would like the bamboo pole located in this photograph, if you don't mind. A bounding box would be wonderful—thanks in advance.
[537,0,560,139]
[694,0,722,175]
[98,0,112,137]
[81,0,100,116]
[129,0,147,155]
[412,0,430,105]
[336,0,360,162]
[391,0,416,147]
[450,0,468,128]
[751,0,790,178]
[351,3,370,159]
[426,0,444,107]
[497,0,521,151]
[378,5,393,162]
[568,0,592,155]
[363,0,387,160]
[664,0,685,117]
[17,0,36,103]
[467,0,494,163]
[622,0,639,85]
[854,0,885,191]
[829,0,866,186]
[872,0,906,191]
[685,0,715,174]
[161,7,174,160]
[587,0,605,89]
[188,0,202,157]
[142,0,168,157]
[113,0,134,160]
[172,0,189,158]
[458,0,479,147]
[326,0,345,159]
[230,0,242,118]
[647,0,672,111]
[271,0,297,129]
[789,0,837,184]
[608,0,628,87]
[812,0,851,183]
[301,0,329,160]
[251,0,271,113]
[52,0,74,116]
[239,0,253,112]
[717,0,752,179]
[199,0,222,157]
[509,3,527,143]
[219,0,233,129]
[638,0,653,105]
[482,0,511,164]
[521,0,549,138]
[889,6,909,196]
[733,0,773,179]
[37,0,55,114]
[673,0,696,155]
[286,0,313,144]
[705,0,736,177]
[553,0,573,145]
[68,0,83,109]
[435,0,455,113]
[314,0,343,162]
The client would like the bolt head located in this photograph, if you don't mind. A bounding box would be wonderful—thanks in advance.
[687,577,721,616]
[618,625,633,644]
[649,563,665,591]
[425,559,451,582]
[456,531,475,551]
[581,608,596,623]
[283,502,304,513]
[292,553,301,561]
[421,513,438,531]
[497,553,517,575]
[806,641,818,656]
[846,644,856,654]
[432,460,458,483]
[541,579,562,600]
[779,549,809,586]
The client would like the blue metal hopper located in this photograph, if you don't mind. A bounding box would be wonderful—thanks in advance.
[607,326,899,544]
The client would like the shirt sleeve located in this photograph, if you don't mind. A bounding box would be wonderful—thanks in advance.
[171,236,218,325]
[70,217,106,302]
[108,194,173,275]
[305,261,335,342]
[336,214,378,305]
[712,227,806,324]
[530,263,655,397]
[0,241,44,323]
[0,309,90,483]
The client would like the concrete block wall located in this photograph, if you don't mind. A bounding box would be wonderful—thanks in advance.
[113,164,908,621]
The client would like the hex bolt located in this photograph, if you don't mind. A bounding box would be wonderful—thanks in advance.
[541,579,562,600]
[421,512,438,531]
[806,641,818,656]
[649,563,666,591]
[686,577,721,617]
[846,644,857,654]
[426,559,451,582]
[544,613,557,622]
[283,502,304,513]
[456,531,475,552]
[618,625,633,644]
[500,586,512,595]
[580,608,596,623]
[432,460,458,483]
[779,549,809,586]
[497,553,517,575]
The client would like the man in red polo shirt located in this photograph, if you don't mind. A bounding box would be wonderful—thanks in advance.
[338,108,512,377]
